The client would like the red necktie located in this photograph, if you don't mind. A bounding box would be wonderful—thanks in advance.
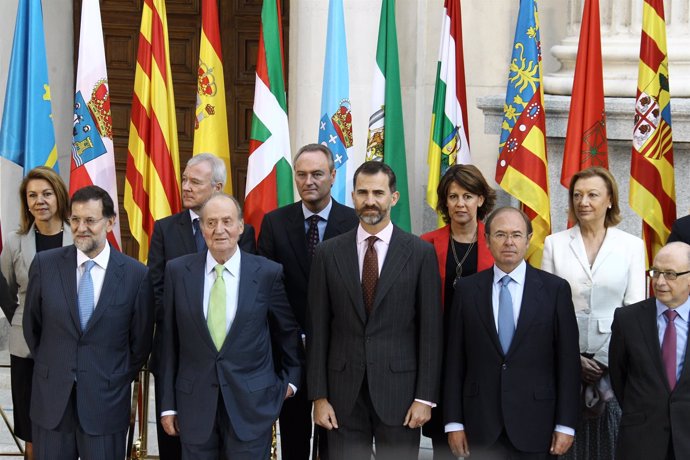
[362,236,379,314]
[662,309,679,389]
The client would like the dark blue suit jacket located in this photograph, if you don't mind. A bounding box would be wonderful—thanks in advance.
[23,245,153,435]
[159,250,302,443]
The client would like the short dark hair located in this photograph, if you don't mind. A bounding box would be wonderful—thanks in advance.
[484,206,532,236]
[293,143,335,172]
[71,186,116,218]
[436,164,496,223]
[353,161,396,193]
[568,166,621,227]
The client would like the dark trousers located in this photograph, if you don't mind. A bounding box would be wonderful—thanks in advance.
[326,378,420,460]
[470,431,556,460]
[180,392,271,460]
[278,383,312,460]
[154,374,181,460]
[32,386,126,460]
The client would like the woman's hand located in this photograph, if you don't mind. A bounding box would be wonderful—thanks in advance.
[581,356,603,384]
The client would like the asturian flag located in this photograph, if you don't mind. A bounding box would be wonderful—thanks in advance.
[318,0,354,206]
[70,0,121,250]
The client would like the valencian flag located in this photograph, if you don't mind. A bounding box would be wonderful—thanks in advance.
[495,0,551,267]
[244,0,293,231]
[71,0,121,250]
[629,0,675,266]
[318,0,354,206]
[561,0,608,189]
[194,0,232,194]
[366,0,410,231]
[0,0,58,173]
[124,0,181,262]
[426,0,471,224]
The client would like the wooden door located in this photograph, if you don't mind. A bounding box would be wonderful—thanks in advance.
[73,0,289,258]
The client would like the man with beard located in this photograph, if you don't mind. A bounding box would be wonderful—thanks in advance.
[258,144,358,460]
[307,161,442,460]
[23,186,153,459]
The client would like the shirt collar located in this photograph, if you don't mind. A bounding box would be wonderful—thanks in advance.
[357,221,394,246]
[656,296,690,322]
[302,198,333,221]
[76,242,110,270]
[206,248,241,278]
[493,260,527,286]
[188,209,200,222]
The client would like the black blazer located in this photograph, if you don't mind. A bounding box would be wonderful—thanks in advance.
[257,200,358,331]
[610,298,690,460]
[443,264,580,453]
[668,215,690,245]
[147,209,256,374]
[307,226,443,425]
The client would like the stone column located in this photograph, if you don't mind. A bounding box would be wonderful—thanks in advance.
[544,0,690,97]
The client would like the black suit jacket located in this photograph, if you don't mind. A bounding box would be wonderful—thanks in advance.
[23,245,153,434]
[147,209,256,374]
[159,251,302,444]
[307,226,443,426]
[668,215,690,245]
[610,298,690,460]
[443,264,580,453]
[257,199,358,331]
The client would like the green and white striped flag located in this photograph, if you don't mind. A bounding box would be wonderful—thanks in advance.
[365,0,410,231]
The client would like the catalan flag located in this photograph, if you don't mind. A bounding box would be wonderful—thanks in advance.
[366,0,410,231]
[194,0,232,194]
[244,0,293,232]
[561,0,608,189]
[0,0,58,173]
[629,0,675,266]
[124,0,181,262]
[71,0,121,250]
[495,0,550,267]
[426,0,471,224]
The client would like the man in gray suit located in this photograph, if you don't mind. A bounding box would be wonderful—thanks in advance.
[23,186,153,460]
[307,161,443,460]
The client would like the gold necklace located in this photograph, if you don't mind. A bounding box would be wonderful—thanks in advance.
[451,228,477,288]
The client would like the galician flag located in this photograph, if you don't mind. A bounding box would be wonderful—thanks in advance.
[426,0,471,223]
[243,0,293,231]
[0,0,59,173]
[366,0,410,231]
[319,0,354,206]
[194,0,232,194]
[71,0,121,250]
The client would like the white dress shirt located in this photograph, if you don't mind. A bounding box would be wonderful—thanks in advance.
[76,243,110,307]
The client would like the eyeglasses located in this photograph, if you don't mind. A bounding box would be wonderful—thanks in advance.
[69,216,105,227]
[648,269,690,281]
[490,232,529,243]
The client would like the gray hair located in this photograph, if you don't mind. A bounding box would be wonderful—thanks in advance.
[186,153,226,186]
[200,192,243,220]
[294,143,335,172]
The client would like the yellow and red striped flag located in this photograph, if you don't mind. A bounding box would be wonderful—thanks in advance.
[630,0,675,266]
[194,0,232,194]
[495,0,551,267]
[124,0,181,262]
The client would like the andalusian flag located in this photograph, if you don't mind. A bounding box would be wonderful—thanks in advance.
[0,0,58,173]
[244,0,292,231]
[495,0,551,267]
[630,0,675,266]
[124,0,182,262]
[561,0,608,189]
[71,0,121,250]
[426,0,471,222]
[194,0,232,194]
[319,0,354,206]
[366,0,410,231]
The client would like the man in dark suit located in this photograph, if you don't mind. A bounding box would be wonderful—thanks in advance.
[668,215,690,244]
[444,206,580,459]
[307,161,442,460]
[23,186,153,459]
[259,143,358,460]
[159,193,301,459]
[610,241,690,460]
[147,153,255,459]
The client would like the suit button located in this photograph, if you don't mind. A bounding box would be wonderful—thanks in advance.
[502,363,508,370]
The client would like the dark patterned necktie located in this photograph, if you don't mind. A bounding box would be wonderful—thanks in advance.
[362,236,379,314]
[193,218,206,253]
[662,309,679,389]
[306,215,321,257]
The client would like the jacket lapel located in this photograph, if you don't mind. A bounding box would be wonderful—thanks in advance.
[333,230,367,324]
[638,298,670,391]
[475,269,503,355]
[20,225,38,270]
[176,211,197,254]
[285,203,310,277]
[184,252,217,351]
[223,252,260,351]
[57,246,80,332]
[508,264,542,356]
[371,227,411,313]
[569,227,593,279]
[86,247,124,332]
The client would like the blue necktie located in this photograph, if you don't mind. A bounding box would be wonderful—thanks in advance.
[78,260,96,330]
[193,218,207,253]
[498,275,515,354]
